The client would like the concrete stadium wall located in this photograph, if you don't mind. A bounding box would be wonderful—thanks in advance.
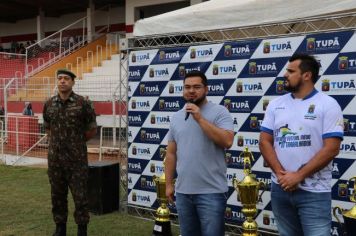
[0,0,206,45]
[0,7,125,48]
[0,7,125,37]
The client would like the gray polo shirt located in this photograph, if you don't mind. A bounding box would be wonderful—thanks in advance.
[167,101,233,194]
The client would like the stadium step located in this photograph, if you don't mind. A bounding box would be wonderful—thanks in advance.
[7,35,118,102]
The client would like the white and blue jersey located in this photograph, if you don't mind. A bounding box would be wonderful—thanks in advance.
[261,89,344,192]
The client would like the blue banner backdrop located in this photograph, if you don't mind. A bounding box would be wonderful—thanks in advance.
[128,30,356,236]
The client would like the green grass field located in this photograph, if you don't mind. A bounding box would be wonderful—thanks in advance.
[0,165,180,236]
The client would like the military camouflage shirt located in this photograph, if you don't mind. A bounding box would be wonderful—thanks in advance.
[43,92,97,167]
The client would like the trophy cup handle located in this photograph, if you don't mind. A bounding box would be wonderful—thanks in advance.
[349,177,356,203]
[258,182,266,202]
[333,206,343,227]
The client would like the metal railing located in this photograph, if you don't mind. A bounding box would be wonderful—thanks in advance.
[0,115,125,166]
[0,115,47,165]
[25,5,113,78]
[2,39,120,102]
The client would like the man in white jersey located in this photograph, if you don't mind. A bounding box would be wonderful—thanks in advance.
[165,71,234,236]
[259,54,343,236]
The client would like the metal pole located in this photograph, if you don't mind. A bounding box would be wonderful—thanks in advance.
[107,5,111,33]
[15,117,19,156]
[4,78,16,138]
[0,121,4,164]
[99,126,103,161]
[118,49,122,152]
[112,96,116,147]
[83,19,86,46]
[25,48,28,78]
[59,31,62,57]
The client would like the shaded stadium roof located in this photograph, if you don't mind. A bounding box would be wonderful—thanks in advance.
[134,0,356,36]
[0,0,124,23]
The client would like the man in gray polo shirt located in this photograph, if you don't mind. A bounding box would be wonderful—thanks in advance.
[165,71,234,236]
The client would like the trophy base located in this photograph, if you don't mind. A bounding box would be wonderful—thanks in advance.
[242,219,259,236]
[152,220,172,236]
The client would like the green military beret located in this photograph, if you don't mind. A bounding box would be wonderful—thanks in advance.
[56,68,76,79]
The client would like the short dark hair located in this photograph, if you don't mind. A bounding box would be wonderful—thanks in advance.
[289,54,320,84]
[184,70,208,86]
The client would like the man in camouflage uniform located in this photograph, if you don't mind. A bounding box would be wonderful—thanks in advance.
[43,68,97,236]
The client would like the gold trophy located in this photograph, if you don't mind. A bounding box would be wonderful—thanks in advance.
[152,158,173,236]
[333,177,356,236]
[233,147,265,236]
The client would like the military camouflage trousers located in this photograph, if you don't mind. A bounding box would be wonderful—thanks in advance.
[48,164,89,225]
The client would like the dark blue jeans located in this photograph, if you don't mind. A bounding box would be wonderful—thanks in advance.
[175,192,227,236]
[271,182,331,236]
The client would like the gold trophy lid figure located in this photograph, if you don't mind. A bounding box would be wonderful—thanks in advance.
[333,177,356,236]
[240,147,255,176]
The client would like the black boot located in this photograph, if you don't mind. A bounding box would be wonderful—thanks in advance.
[53,223,66,236]
[77,224,87,236]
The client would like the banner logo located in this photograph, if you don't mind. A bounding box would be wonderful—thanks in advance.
[159,50,180,60]
[149,68,169,78]
[140,129,161,142]
[276,80,285,94]
[306,37,340,51]
[321,79,330,91]
[190,48,213,59]
[249,61,278,75]
[131,52,150,63]
[139,84,161,95]
[159,99,181,111]
[338,56,348,70]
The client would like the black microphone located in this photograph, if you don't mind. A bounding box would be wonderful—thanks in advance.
[185,99,194,121]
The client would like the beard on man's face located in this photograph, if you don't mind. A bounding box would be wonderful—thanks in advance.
[284,79,302,93]
[184,94,206,106]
